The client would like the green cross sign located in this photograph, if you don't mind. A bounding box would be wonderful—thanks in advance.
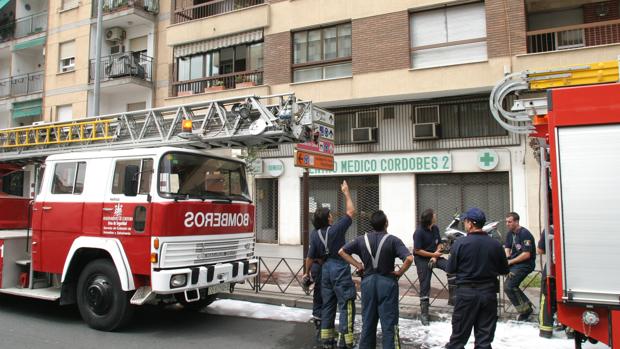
[480,152,495,167]
[477,149,499,170]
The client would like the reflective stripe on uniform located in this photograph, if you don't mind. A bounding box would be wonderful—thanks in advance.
[321,328,335,340]
[539,294,553,331]
[345,299,354,345]
[394,325,401,349]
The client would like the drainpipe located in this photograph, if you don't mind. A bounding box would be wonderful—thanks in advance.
[93,0,103,116]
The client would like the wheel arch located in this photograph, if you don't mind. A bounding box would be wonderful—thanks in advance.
[60,237,135,305]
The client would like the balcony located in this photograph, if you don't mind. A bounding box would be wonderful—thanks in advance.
[172,0,264,24]
[0,12,47,43]
[0,71,44,99]
[171,70,263,97]
[89,52,153,83]
[91,0,159,17]
[527,19,620,53]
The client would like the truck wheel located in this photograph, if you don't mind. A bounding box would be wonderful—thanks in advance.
[175,291,217,311]
[76,259,134,331]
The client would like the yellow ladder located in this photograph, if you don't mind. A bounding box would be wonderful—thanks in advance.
[527,59,619,90]
[0,119,114,149]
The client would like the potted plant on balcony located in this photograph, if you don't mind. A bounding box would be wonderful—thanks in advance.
[205,80,226,92]
[235,75,256,88]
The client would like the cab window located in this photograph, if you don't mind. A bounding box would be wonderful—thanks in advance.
[112,158,153,195]
[51,162,86,195]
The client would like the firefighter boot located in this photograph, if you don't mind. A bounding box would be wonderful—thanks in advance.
[420,299,430,326]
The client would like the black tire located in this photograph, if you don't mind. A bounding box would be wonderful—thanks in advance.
[175,290,217,311]
[76,259,134,331]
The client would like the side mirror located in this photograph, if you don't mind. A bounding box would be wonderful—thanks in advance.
[124,165,140,197]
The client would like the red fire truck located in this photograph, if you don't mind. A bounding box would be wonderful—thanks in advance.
[0,94,330,331]
[490,59,620,348]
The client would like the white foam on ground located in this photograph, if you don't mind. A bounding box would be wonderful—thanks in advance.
[206,300,607,348]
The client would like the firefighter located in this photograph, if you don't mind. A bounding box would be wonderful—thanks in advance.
[302,233,324,340]
[413,208,455,326]
[303,180,356,349]
[503,212,536,321]
[446,208,509,349]
[338,210,413,349]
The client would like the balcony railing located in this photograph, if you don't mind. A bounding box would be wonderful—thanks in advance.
[527,19,620,53]
[0,72,44,98]
[89,52,153,83]
[91,0,159,17]
[172,0,264,24]
[0,12,47,43]
[170,70,263,97]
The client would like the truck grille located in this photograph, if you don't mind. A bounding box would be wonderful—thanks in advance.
[160,237,255,269]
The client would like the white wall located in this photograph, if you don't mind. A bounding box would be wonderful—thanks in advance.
[379,173,416,248]
[99,91,149,115]
[277,158,301,245]
[15,0,47,18]
[0,58,9,77]
[0,110,10,129]
[11,50,44,75]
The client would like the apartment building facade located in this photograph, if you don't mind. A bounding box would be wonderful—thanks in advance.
[2,0,620,246]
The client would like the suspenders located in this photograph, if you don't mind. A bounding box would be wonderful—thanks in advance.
[318,227,331,255]
[364,233,389,271]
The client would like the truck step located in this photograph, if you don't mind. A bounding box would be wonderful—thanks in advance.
[14,259,31,267]
[0,287,61,301]
[130,286,154,305]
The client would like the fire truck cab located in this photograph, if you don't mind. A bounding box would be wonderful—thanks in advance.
[0,147,258,331]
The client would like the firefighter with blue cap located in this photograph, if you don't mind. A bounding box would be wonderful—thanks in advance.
[339,210,413,349]
[303,180,357,349]
[446,207,509,349]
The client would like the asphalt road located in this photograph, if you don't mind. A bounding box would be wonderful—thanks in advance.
[0,294,317,349]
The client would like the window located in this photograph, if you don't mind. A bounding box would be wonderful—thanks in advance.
[112,159,153,195]
[410,2,487,69]
[176,42,263,82]
[335,110,378,144]
[292,23,352,83]
[52,162,86,195]
[412,97,506,139]
[62,0,79,10]
[2,171,24,196]
[59,41,76,72]
[127,102,146,112]
[56,104,72,122]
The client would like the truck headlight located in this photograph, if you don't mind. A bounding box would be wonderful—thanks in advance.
[170,274,188,288]
[248,262,257,275]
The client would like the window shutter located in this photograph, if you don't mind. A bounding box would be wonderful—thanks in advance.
[130,36,148,52]
[59,41,75,60]
[411,9,447,47]
[446,3,486,42]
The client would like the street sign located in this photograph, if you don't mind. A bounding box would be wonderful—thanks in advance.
[295,139,334,155]
[294,149,334,171]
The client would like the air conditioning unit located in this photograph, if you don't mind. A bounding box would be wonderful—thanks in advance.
[105,27,126,42]
[413,122,439,140]
[110,44,125,55]
[351,127,377,143]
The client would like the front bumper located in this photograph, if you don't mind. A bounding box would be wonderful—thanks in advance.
[151,259,258,294]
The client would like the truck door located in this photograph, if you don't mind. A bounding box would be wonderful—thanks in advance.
[39,161,87,273]
[101,158,153,275]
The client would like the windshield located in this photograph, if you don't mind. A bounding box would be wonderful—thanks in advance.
[158,152,250,201]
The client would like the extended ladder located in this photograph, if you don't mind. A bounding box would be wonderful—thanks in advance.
[489,58,620,134]
[0,93,332,162]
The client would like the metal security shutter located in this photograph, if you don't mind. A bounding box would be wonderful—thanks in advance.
[255,178,278,243]
[303,176,379,242]
[416,172,510,233]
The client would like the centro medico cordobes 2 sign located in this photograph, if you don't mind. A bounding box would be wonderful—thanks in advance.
[310,153,452,176]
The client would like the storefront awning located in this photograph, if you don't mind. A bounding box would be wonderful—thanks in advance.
[13,36,46,51]
[173,29,263,58]
[0,0,10,11]
[11,98,42,120]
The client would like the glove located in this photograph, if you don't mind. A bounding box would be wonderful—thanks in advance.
[428,258,436,270]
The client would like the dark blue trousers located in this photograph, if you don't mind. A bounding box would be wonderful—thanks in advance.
[504,266,533,314]
[359,274,401,349]
[447,286,498,349]
[321,259,357,347]
[311,262,323,319]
